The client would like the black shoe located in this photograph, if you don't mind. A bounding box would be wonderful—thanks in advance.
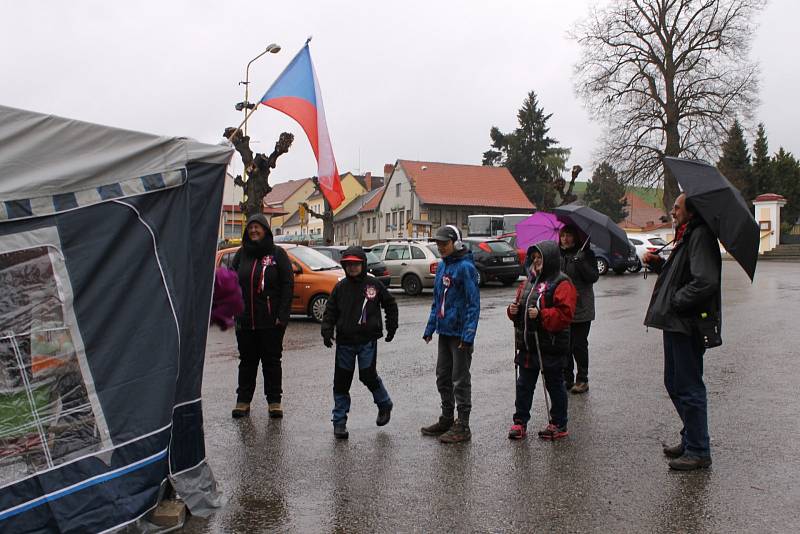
[421,416,454,436]
[439,420,471,443]
[663,443,684,458]
[333,423,349,440]
[376,405,392,427]
[669,454,712,471]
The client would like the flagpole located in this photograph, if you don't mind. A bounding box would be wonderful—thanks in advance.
[228,105,261,140]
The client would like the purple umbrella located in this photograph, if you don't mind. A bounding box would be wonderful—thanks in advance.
[516,212,563,250]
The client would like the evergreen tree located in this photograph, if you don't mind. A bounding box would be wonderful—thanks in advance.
[716,120,754,201]
[583,162,628,223]
[752,123,774,195]
[772,148,800,227]
[483,91,571,209]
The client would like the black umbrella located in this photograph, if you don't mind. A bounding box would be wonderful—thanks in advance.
[664,156,759,280]
[551,203,631,257]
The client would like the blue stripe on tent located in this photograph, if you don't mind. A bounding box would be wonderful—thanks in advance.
[52,192,79,211]
[97,183,124,200]
[4,199,32,218]
[141,173,166,191]
[0,449,168,521]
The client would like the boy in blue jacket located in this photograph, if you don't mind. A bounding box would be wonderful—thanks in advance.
[422,226,481,443]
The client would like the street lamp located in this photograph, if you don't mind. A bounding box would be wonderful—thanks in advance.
[237,43,281,136]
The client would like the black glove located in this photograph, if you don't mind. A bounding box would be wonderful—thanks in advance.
[385,331,395,343]
[323,337,333,348]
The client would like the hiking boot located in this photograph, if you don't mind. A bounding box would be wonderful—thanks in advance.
[669,454,712,471]
[333,423,349,440]
[538,423,568,441]
[231,402,250,419]
[376,404,392,427]
[420,416,454,436]
[268,402,283,419]
[663,443,684,458]
[508,421,527,440]
[439,420,471,443]
[570,382,589,394]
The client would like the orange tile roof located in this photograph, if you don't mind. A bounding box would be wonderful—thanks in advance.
[397,160,535,210]
[622,191,667,229]
[263,178,312,205]
[359,186,386,213]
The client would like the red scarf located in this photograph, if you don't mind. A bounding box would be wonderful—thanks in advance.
[675,222,688,244]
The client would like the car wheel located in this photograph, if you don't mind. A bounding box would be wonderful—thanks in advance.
[309,294,328,323]
[499,275,518,286]
[401,274,423,296]
[478,269,488,287]
[596,257,609,276]
[627,259,642,273]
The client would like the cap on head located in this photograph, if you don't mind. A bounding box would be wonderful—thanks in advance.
[340,255,362,263]
[432,225,459,243]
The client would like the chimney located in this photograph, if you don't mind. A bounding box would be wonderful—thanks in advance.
[384,163,394,180]
[364,172,372,191]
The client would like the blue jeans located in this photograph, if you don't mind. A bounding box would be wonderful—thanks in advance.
[332,340,392,424]
[663,331,710,458]
[514,353,568,427]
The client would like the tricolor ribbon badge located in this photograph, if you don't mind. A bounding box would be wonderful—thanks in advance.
[439,275,452,318]
[537,282,547,295]
[359,285,377,325]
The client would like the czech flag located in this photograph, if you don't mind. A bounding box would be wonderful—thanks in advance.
[260,43,345,209]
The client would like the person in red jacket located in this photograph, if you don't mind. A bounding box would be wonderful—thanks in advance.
[506,240,577,440]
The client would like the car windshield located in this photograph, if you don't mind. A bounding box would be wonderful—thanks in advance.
[649,237,668,246]
[365,251,380,264]
[426,244,441,258]
[485,240,515,253]
[289,245,343,271]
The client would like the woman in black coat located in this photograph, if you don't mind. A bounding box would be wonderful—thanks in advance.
[231,214,294,419]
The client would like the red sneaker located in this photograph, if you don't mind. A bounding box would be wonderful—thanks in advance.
[508,422,527,440]
[537,423,568,441]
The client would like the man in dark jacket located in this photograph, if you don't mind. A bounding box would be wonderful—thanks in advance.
[321,246,398,439]
[231,214,294,419]
[558,226,599,394]
[643,193,721,470]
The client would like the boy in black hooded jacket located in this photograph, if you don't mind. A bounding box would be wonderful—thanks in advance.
[321,246,398,439]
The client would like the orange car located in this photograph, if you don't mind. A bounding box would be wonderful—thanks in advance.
[216,243,344,323]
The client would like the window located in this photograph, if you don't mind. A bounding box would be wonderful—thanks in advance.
[371,244,386,257]
[385,245,410,261]
[371,217,376,233]
[429,209,441,225]
[396,183,401,197]
[630,238,642,246]
[445,210,457,225]
[411,246,426,260]
[392,211,398,228]
[386,215,391,231]
[352,222,357,235]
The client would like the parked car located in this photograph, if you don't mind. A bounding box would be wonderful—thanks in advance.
[498,232,528,265]
[591,243,639,275]
[216,244,344,323]
[367,241,441,296]
[462,237,522,286]
[627,233,673,262]
[312,245,391,287]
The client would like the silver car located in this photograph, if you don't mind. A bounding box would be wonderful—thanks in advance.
[368,241,441,295]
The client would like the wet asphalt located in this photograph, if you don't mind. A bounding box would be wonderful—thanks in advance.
[184,261,800,533]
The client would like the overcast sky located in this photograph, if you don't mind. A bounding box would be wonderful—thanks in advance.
[2,1,796,186]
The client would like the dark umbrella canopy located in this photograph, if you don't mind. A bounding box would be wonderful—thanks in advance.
[664,157,759,280]
[551,203,631,257]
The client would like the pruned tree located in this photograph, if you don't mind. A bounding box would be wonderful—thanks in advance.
[584,162,629,223]
[716,119,754,202]
[483,90,574,209]
[772,148,800,227]
[572,0,763,213]
[223,127,294,218]
[301,177,334,244]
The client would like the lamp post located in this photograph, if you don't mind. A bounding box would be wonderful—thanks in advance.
[237,43,281,136]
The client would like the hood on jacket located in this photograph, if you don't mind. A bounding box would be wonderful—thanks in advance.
[527,240,561,279]
[242,213,275,254]
[340,245,368,279]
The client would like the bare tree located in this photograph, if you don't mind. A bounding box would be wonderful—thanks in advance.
[223,127,294,219]
[300,177,334,244]
[572,0,763,211]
